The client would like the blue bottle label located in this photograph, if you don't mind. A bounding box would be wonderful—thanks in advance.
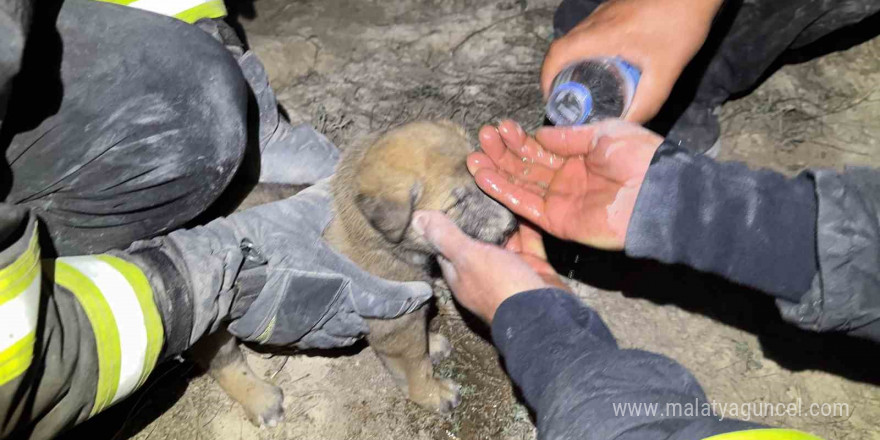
[547,82,593,126]
[612,57,641,87]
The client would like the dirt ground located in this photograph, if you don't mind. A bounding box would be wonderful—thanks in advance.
[67,1,880,439]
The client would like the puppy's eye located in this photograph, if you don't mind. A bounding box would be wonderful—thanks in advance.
[441,187,469,214]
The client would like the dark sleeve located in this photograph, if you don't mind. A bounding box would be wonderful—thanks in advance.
[0,0,33,122]
[625,141,818,302]
[776,167,880,342]
[491,289,762,440]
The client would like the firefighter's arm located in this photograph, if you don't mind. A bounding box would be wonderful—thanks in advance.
[1,205,166,439]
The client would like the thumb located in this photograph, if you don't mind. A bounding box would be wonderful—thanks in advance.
[534,119,647,157]
[411,210,474,264]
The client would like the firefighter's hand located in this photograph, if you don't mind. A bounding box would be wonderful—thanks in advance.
[542,0,722,123]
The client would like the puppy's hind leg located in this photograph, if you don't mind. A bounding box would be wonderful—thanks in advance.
[191,329,284,427]
[367,307,461,413]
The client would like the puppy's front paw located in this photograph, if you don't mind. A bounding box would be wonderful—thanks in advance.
[241,382,285,428]
[428,332,452,364]
[411,378,461,413]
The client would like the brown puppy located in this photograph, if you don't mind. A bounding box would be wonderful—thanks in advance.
[196,120,517,425]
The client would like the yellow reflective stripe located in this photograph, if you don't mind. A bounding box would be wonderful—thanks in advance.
[0,225,41,386]
[0,230,39,303]
[94,0,227,23]
[54,261,122,416]
[96,255,163,388]
[97,0,138,5]
[173,0,227,23]
[704,429,824,440]
[0,332,35,386]
[0,275,40,385]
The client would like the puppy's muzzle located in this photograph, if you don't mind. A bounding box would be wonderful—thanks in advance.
[451,188,518,246]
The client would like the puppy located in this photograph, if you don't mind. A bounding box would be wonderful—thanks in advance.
[194,121,517,425]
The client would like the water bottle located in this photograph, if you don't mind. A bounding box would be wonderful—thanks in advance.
[545,57,641,126]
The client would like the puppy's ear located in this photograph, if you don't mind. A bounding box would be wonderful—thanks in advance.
[356,181,423,243]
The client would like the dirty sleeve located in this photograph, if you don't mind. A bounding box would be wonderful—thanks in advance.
[625,141,880,343]
[776,167,880,342]
[491,288,765,439]
[625,141,818,302]
[1,205,105,439]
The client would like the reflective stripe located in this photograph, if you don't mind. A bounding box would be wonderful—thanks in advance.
[174,0,227,24]
[704,429,824,440]
[54,256,163,415]
[96,0,227,23]
[0,276,41,353]
[54,260,121,415]
[0,230,40,302]
[0,228,41,386]
[95,256,164,388]
[0,333,35,387]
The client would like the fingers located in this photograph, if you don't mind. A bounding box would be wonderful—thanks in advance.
[411,211,475,265]
[519,254,570,292]
[497,121,563,170]
[534,124,601,157]
[534,119,658,158]
[467,151,498,175]
[470,151,554,201]
[436,256,458,285]
[504,229,522,253]
[477,125,508,165]
[475,123,560,187]
[516,222,547,260]
[474,169,549,231]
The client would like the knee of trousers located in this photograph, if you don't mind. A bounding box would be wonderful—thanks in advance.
[60,0,250,182]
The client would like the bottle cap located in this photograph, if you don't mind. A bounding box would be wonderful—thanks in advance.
[546,81,593,126]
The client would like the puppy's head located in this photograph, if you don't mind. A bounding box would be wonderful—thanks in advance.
[339,120,517,258]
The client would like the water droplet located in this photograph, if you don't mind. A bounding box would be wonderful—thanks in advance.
[568,270,575,278]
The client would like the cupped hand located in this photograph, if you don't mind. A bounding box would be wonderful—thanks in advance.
[541,0,722,123]
[411,211,568,323]
[468,119,662,250]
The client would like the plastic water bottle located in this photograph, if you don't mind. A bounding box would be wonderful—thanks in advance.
[545,57,641,126]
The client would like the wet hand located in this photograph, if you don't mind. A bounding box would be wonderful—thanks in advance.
[468,119,662,250]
